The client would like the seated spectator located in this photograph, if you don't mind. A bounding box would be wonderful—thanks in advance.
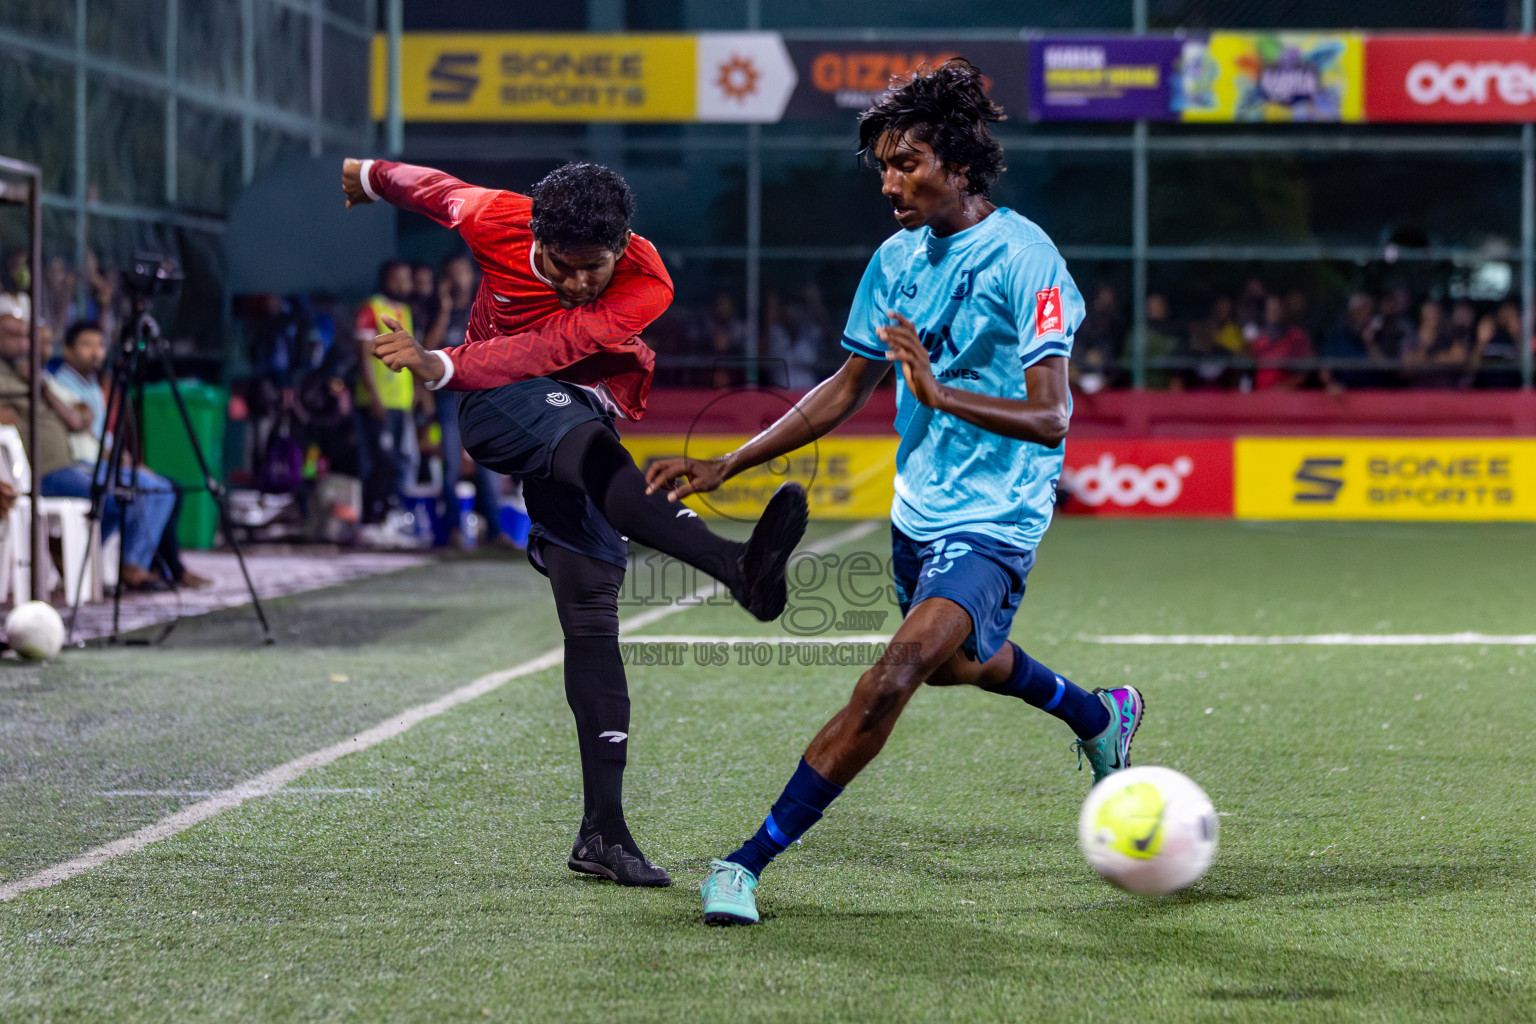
[0,308,174,592]
[1142,293,1182,391]
[48,321,209,587]
[1470,301,1523,389]
[1402,300,1468,389]
[1070,283,1126,393]
[1236,277,1268,346]
[1320,292,1379,392]
[1372,287,1415,363]
[1205,296,1245,355]
[694,291,746,388]
[1249,295,1311,390]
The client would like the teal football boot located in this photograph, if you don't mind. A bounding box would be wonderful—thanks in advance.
[700,858,760,926]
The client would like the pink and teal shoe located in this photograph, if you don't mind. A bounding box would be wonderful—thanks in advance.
[1075,686,1145,784]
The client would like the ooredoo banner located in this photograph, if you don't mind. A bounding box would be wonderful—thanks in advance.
[1059,440,1234,517]
[1365,35,1536,122]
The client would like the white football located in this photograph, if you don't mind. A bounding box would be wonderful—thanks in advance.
[6,600,65,660]
[1078,765,1217,896]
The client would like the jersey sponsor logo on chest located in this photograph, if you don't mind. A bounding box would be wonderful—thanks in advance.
[1036,286,1062,337]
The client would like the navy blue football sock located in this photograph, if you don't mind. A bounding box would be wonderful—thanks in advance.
[725,758,844,878]
[999,642,1111,740]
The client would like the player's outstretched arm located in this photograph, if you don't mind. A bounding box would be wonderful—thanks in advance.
[645,354,889,501]
[340,157,496,228]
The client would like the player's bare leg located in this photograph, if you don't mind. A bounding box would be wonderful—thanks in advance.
[802,598,973,784]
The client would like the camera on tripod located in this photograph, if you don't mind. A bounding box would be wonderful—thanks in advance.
[121,251,184,300]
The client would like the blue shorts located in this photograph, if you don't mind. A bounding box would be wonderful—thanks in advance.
[890,525,1035,663]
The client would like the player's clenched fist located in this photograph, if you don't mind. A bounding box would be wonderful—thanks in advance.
[373,316,445,382]
[644,455,731,501]
[341,158,372,209]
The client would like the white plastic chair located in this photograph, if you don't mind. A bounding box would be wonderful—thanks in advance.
[0,426,95,606]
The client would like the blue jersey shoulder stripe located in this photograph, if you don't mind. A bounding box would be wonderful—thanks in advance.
[1020,341,1071,368]
[841,334,884,359]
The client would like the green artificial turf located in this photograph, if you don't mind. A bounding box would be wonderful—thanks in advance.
[1,520,1533,1023]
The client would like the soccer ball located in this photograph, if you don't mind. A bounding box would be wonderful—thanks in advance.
[6,600,65,661]
[1078,765,1217,895]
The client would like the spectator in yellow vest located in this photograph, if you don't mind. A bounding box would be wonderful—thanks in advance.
[354,260,418,524]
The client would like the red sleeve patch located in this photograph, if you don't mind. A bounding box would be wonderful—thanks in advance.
[1035,286,1063,338]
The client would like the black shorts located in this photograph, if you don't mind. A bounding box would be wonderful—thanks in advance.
[457,378,629,571]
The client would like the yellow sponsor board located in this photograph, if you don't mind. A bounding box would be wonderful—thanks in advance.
[622,435,897,520]
[370,33,697,122]
[1235,438,1536,520]
[1179,32,1363,123]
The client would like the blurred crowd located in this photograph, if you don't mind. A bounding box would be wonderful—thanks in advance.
[235,254,522,551]
[643,285,839,389]
[1071,279,1530,393]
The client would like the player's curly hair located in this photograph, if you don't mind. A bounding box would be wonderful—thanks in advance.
[857,58,1006,197]
[529,162,636,254]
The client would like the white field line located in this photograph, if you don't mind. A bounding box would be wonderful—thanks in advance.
[0,519,884,902]
[1082,632,1536,646]
[96,788,381,798]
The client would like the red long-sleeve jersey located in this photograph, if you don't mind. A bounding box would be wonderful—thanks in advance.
[363,160,673,420]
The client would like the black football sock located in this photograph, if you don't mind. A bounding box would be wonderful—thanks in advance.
[564,635,638,854]
[551,422,743,588]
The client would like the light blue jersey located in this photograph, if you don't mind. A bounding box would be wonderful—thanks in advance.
[841,208,1085,549]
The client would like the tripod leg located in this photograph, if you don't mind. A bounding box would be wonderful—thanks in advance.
[149,337,274,644]
[65,333,140,646]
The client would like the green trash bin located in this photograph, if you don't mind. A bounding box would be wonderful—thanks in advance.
[142,381,228,550]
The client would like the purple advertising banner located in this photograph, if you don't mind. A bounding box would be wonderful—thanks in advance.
[1028,37,1182,121]
[783,40,1029,123]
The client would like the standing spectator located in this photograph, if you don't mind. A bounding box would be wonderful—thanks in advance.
[1249,294,1311,390]
[423,253,514,550]
[354,260,418,525]
[0,309,174,591]
[40,255,77,341]
[1320,292,1378,392]
[1402,300,1467,388]
[409,262,437,335]
[1142,292,1182,391]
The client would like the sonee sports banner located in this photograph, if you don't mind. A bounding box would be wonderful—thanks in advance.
[1235,438,1536,521]
[370,33,796,122]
